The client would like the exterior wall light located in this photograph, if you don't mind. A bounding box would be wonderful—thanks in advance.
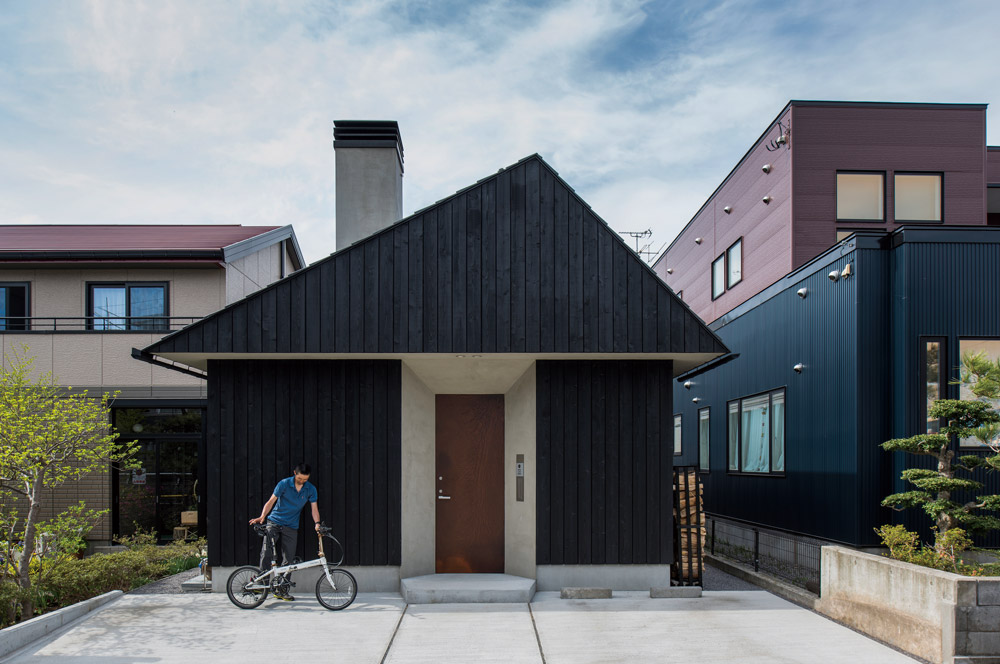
[761,164,771,174]
[793,363,804,373]
[692,397,701,403]
[666,268,674,274]
[828,270,840,282]
[841,263,852,278]
[762,195,773,204]
[683,381,693,389]
[695,237,703,244]
[723,206,732,214]
[797,288,808,299]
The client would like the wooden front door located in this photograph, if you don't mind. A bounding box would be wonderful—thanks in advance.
[435,394,505,573]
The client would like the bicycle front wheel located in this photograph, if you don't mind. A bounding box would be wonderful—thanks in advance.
[315,568,357,610]
[227,566,269,609]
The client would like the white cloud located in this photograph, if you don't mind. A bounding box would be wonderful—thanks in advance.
[0,0,999,265]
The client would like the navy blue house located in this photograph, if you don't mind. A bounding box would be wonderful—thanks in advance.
[656,102,1000,551]
[672,227,1000,548]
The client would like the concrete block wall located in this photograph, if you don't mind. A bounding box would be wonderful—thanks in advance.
[819,545,1000,664]
[955,584,1000,660]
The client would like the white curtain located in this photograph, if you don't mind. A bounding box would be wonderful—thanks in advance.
[741,395,769,472]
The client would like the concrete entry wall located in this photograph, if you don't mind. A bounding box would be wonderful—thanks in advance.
[400,363,436,579]
[398,359,537,584]
[505,364,536,579]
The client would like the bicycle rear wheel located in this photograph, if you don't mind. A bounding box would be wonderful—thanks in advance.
[227,566,269,609]
[315,568,357,610]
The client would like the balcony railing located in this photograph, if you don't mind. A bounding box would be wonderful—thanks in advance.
[0,317,202,333]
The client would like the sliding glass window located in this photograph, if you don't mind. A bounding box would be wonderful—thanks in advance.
[88,282,168,330]
[958,339,1000,448]
[727,388,786,475]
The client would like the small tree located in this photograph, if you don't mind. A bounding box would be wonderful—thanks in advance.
[882,351,1000,543]
[0,346,136,620]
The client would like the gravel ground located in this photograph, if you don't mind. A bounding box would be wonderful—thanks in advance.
[701,564,758,591]
[129,568,205,595]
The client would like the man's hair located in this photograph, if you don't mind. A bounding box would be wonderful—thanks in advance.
[293,463,311,476]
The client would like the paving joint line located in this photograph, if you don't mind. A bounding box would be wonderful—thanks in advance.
[379,602,408,664]
[527,602,546,664]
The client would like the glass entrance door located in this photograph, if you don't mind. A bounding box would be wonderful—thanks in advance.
[113,407,202,541]
[156,439,197,539]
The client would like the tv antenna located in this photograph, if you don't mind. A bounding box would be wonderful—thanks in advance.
[620,229,660,264]
[622,229,652,253]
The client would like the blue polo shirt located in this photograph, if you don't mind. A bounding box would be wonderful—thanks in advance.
[267,477,318,528]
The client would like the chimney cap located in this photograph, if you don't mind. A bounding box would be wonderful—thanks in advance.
[333,120,404,172]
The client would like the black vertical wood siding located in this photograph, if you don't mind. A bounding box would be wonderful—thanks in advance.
[206,359,401,567]
[536,360,674,565]
[148,155,724,359]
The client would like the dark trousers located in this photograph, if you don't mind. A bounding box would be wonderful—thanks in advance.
[260,522,299,582]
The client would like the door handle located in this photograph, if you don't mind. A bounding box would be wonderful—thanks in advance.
[437,495,451,500]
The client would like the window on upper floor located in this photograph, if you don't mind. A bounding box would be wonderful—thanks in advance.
[711,255,725,300]
[88,282,168,331]
[0,283,29,331]
[712,238,744,300]
[727,388,785,475]
[895,173,942,222]
[698,407,710,472]
[727,239,742,288]
[674,414,682,456]
[837,172,884,221]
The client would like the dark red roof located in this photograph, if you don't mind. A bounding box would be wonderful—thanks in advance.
[0,225,280,252]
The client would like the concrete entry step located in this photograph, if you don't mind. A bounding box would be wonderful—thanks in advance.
[400,573,536,604]
[180,575,212,592]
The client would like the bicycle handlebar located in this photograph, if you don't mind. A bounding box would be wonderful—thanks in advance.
[251,523,333,536]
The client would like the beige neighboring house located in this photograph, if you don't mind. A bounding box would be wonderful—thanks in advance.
[0,224,304,545]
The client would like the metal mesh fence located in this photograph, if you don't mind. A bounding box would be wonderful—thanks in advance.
[706,515,822,590]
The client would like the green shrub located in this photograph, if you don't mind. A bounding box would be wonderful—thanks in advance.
[875,525,1000,576]
[41,549,169,607]
[0,581,29,628]
[30,538,205,614]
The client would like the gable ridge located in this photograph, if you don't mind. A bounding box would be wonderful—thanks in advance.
[147,153,726,355]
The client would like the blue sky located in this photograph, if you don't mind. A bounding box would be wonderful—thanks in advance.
[1,1,999,263]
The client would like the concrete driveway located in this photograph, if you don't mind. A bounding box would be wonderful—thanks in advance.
[1,591,917,663]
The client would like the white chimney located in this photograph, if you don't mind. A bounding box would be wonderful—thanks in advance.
[333,120,404,250]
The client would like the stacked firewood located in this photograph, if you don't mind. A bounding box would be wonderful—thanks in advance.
[673,468,706,581]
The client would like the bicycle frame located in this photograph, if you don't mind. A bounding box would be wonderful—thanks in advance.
[248,530,341,591]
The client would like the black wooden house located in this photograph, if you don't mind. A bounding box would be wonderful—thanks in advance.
[137,149,726,591]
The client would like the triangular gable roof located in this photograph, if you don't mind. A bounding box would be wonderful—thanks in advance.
[142,155,727,374]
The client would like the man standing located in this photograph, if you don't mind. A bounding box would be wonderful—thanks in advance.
[249,463,321,601]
